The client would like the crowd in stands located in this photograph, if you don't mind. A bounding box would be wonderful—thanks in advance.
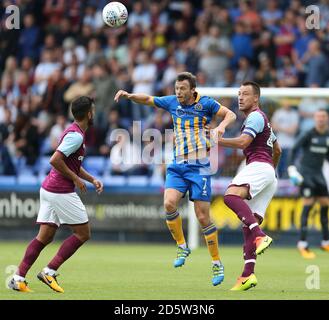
[0,0,329,180]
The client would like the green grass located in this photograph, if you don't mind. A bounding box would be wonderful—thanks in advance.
[1,242,328,300]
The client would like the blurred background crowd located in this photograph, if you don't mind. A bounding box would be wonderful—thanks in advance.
[0,0,329,180]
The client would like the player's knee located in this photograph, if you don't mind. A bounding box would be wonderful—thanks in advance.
[37,235,54,246]
[195,212,210,227]
[75,231,91,243]
[164,199,177,213]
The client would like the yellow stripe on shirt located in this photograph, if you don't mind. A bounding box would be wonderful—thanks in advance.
[185,120,193,153]
[202,117,211,149]
[176,117,185,156]
[194,117,203,150]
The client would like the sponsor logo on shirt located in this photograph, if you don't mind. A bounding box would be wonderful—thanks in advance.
[194,103,203,111]
[78,156,84,161]
[176,105,200,117]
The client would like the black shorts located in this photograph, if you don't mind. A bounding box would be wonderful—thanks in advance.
[300,173,329,198]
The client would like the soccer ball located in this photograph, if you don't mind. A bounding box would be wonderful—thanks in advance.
[102,2,128,28]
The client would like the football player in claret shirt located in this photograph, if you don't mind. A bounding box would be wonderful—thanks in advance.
[218,81,282,291]
[9,96,103,293]
[115,72,236,286]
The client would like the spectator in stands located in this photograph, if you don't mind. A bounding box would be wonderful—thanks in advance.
[99,108,128,157]
[0,106,12,143]
[298,97,328,133]
[254,30,276,68]
[234,56,255,86]
[64,68,94,103]
[303,40,329,87]
[1,56,19,85]
[274,9,298,66]
[198,24,232,85]
[131,51,157,120]
[34,49,61,96]
[83,4,104,31]
[13,113,40,166]
[42,33,58,52]
[21,56,35,87]
[260,0,283,33]
[128,1,151,31]
[291,16,315,86]
[43,0,65,29]
[237,0,262,33]
[92,63,119,129]
[62,37,86,68]
[18,14,41,61]
[104,35,129,67]
[271,101,299,178]
[276,56,298,87]
[110,132,149,176]
[85,38,105,67]
[149,2,169,29]
[1,74,19,118]
[180,1,197,39]
[48,114,70,154]
[0,139,16,176]
[43,69,70,116]
[255,53,276,87]
[231,21,254,69]
[55,17,75,44]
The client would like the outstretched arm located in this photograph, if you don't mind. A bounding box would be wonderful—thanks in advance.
[114,90,155,106]
[218,133,253,149]
[211,105,236,141]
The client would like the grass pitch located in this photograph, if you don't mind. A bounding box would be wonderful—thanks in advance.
[1,241,328,300]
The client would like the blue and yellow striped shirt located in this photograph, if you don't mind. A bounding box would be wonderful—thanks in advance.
[153,93,221,158]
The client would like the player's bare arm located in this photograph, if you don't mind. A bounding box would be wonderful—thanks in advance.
[272,141,282,168]
[79,167,103,194]
[114,90,155,106]
[218,133,253,150]
[50,151,87,193]
[211,106,237,141]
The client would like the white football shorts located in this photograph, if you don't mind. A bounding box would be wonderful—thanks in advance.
[37,188,88,226]
[230,161,278,218]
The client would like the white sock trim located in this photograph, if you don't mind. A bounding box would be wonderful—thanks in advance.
[13,274,25,282]
[297,241,308,249]
[178,243,187,249]
[43,267,56,276]
[249,223,258,230]
[244,259,256,264]
[321,240,329,247]
[212,260,220,265]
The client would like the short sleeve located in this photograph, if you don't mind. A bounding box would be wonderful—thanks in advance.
[57,132,83,157]
[209,98,221,115]
[242,111,265,138]
[153,96,174,112]
[271,130,277,143]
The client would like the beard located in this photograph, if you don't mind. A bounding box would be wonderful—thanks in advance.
[88,117,94,126]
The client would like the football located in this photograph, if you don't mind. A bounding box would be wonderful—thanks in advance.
[102,2,128,28]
